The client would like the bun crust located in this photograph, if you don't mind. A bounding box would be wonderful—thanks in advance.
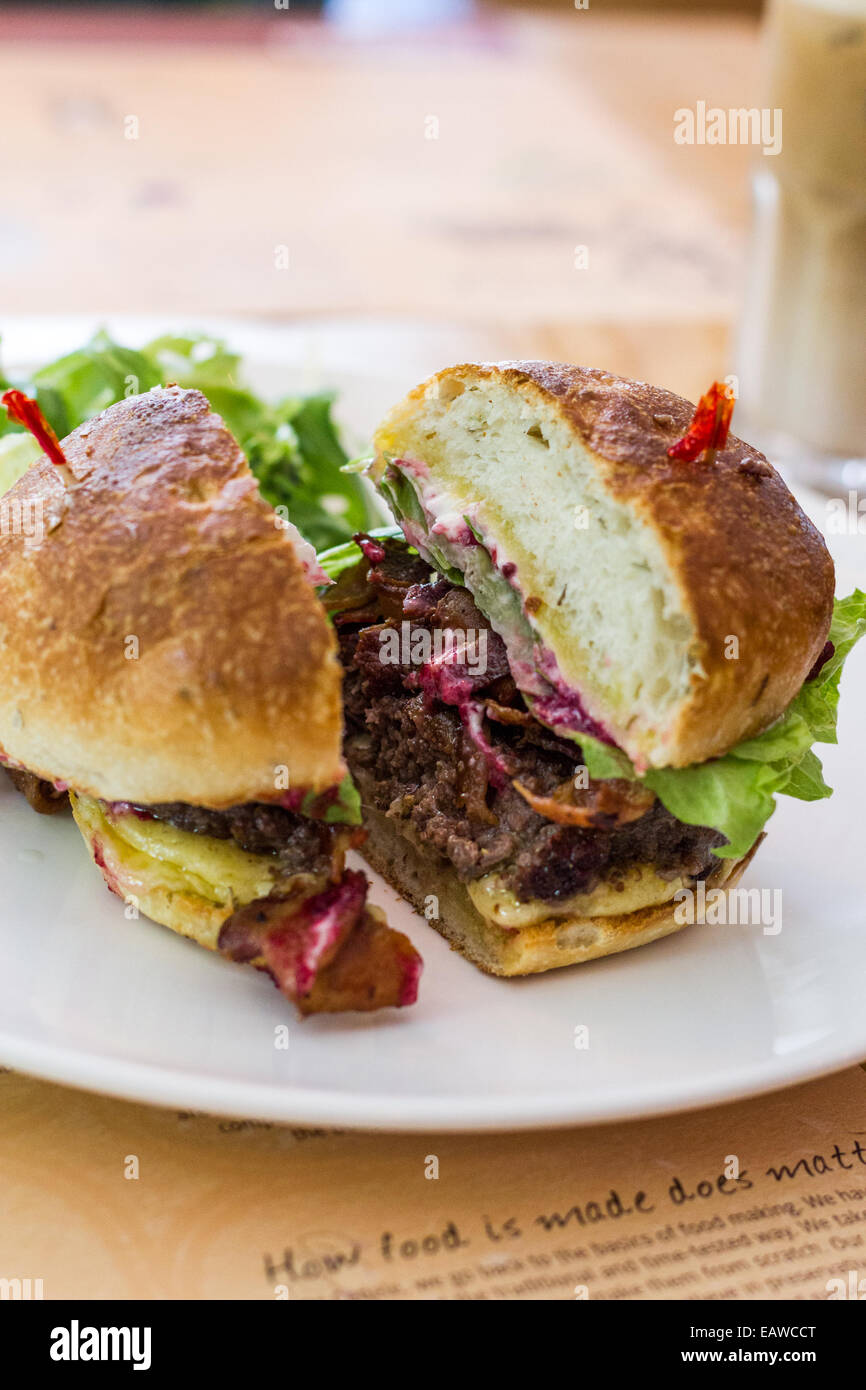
[0,387,344,805]
[375,361,835,768]
[355,795,761,976]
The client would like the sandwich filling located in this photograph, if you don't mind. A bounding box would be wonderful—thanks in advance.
[371,457,617,745]
[3,766,421,1014]
[367,449,695,768]
[327,537,726,927]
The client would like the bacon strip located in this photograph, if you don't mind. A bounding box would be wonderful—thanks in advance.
[262,869,368,997]
[299,907,422,1015]
[219,870,422,1016]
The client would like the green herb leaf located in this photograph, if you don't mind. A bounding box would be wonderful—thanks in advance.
[0,330,380,548]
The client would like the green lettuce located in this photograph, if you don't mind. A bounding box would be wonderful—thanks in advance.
[300,774,362,826]
[575,590,866,858]
[0,329,379,550]
[0,433,42,495]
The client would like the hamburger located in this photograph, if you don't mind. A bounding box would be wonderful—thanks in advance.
[324,362,865,977]
[0,385,421,1015]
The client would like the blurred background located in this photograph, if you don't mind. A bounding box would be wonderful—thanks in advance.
[0,0,776,404]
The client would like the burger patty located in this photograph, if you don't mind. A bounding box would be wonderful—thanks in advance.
[127,800,337,876]
[1,767,338,877]
[336,541,725,903]
[344,686,723,902]
[2,766,69,815]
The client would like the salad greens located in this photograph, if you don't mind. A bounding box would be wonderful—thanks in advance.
[0,329,379,550]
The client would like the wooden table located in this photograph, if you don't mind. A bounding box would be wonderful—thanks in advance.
[0,5,759,399]
[3,8,866,1309]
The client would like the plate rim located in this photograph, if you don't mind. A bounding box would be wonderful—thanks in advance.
[1,316,864,1130]
[2,1027,864,1132]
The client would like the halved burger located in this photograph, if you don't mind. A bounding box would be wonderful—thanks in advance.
[0,385,421,1015]
[323,361,865,976]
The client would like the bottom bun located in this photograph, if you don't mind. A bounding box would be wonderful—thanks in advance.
[354,796,762,977]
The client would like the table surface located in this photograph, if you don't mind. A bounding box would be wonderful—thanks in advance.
[2,1062,865,1300]
[0,5,758,400]
[10,6,847,1304]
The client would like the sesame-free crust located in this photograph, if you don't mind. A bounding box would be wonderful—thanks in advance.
[0,387,344,805]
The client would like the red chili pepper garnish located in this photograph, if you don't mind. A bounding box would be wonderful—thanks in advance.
[666,381,735,465]
[1,389,69,471]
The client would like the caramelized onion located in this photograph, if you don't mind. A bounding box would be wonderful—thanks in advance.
[513,776,655,827]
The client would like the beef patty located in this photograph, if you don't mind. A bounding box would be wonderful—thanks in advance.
[2,768,341,879]
[334,537,725,904]
[135,799,337,876]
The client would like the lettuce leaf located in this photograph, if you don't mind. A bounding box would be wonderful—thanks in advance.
[301,774,363,826]
[0,329,379,550]
[577,590,866,858]
[376,468,466,586]
[0,433,42,495]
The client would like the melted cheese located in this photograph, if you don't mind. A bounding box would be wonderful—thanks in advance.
[467,864,687,930]
[71,794,283,908]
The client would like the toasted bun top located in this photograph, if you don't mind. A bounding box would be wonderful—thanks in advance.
[373,361,835,768]
[0,386,344,806]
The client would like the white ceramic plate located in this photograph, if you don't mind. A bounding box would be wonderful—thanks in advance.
[0,317,864,1131]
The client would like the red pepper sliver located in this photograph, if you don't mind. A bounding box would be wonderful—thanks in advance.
[667,381,735,463]
[1,389,69,471]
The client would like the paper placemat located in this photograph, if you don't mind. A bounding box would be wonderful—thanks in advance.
[1,1065,864,1300]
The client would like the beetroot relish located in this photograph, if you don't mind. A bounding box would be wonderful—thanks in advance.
[806,640,834,683]
[529,689,616,747]
[398,951,423,1007]
[105,802,155,821]
[354,532,387,566]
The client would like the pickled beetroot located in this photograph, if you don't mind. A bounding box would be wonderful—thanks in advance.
[806,640,834,683]
[354,532,387,566]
